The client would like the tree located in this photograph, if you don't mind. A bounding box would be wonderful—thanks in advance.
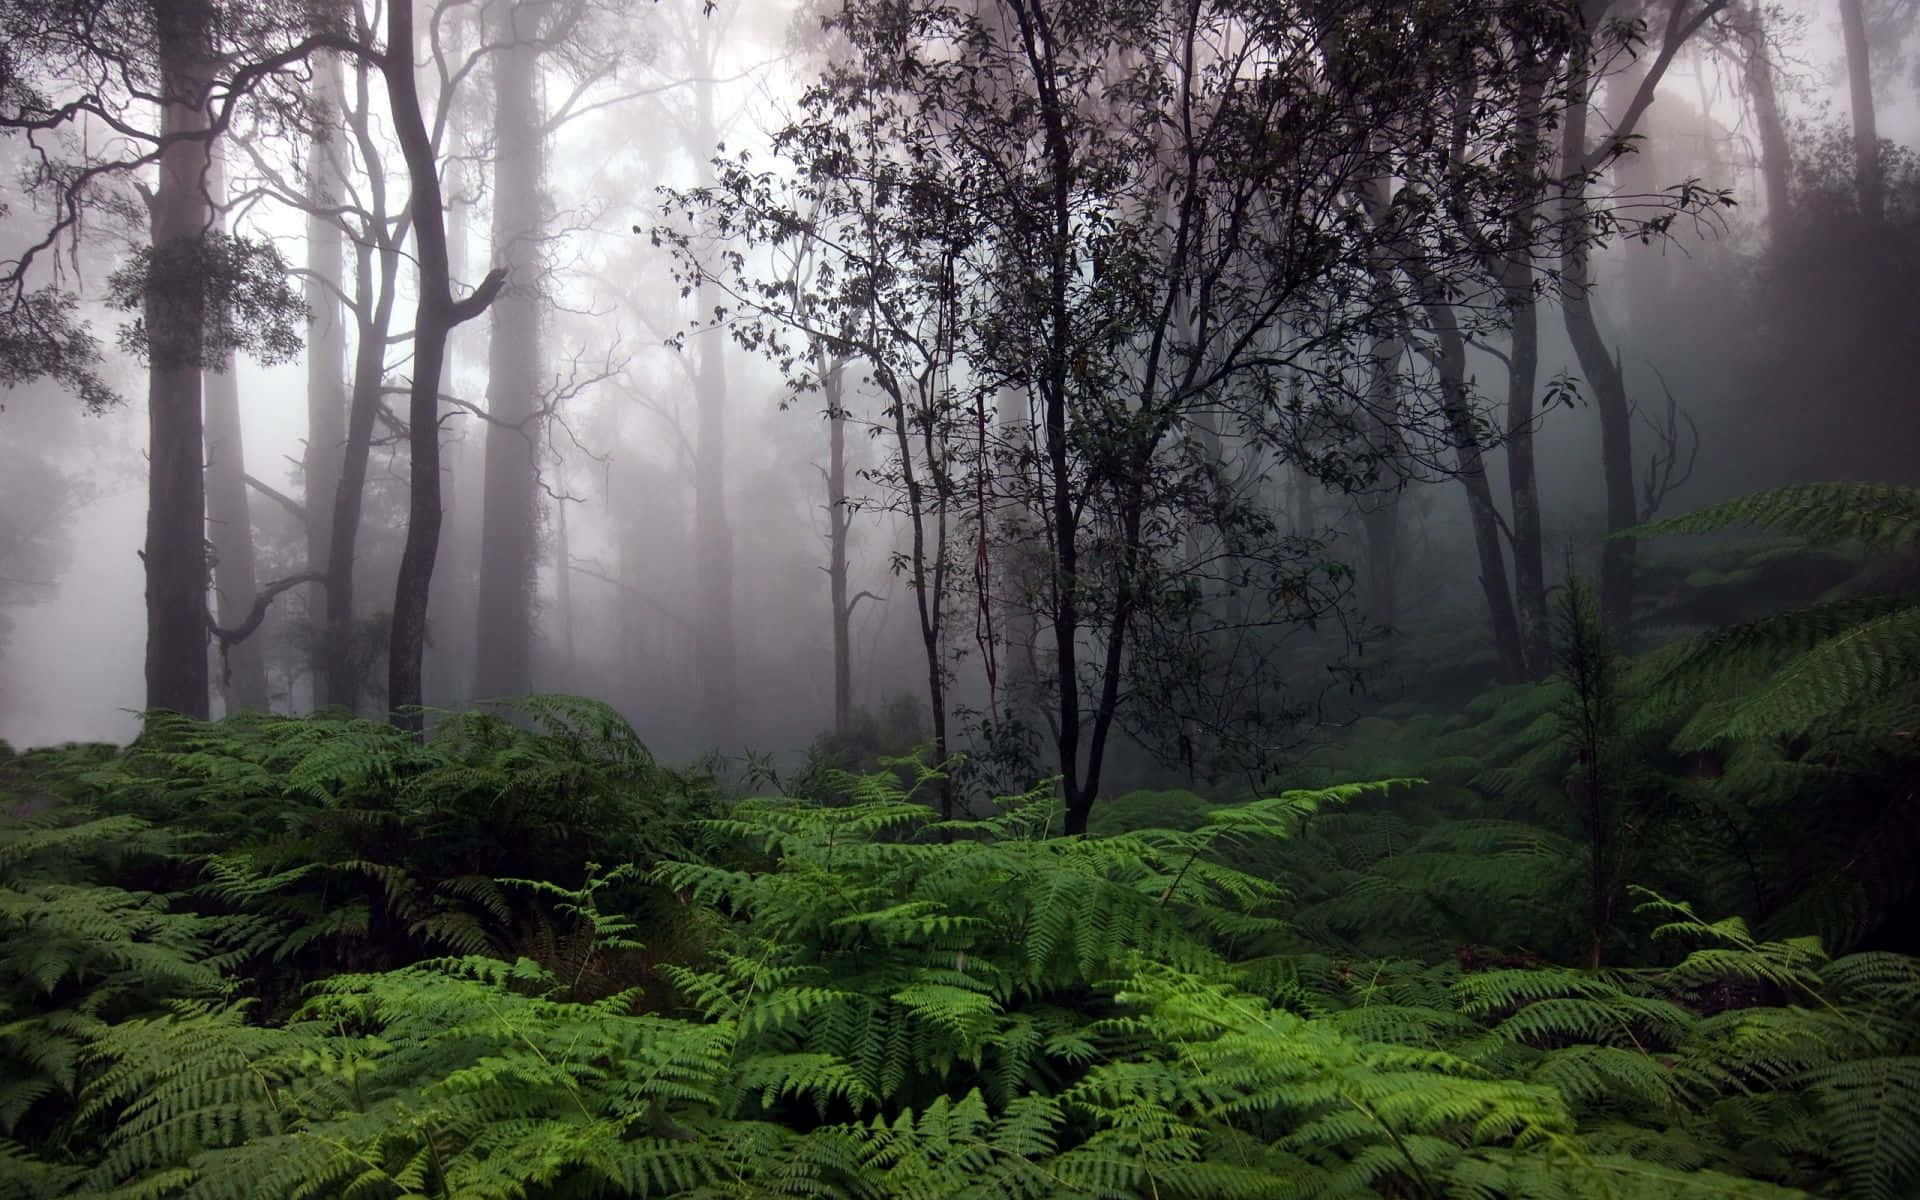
[377,0,506,729]
[303,47,349,707]
[202,148,270,711]
[471,0,627,702]
[672,0,1605,829]
[1,0,332,718]
[1557,0,1730,636]
[1837,0,1881,227]
[472,0,554,703]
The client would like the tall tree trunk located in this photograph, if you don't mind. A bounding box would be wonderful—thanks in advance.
[1735,1,1793,242]
[384,0,504,730]
[143,0,216,719]
[428,3,478,710]
[1837,0,1881,226]
[691,71,738,742]
[1562,23,1641,638]
[202,150,269,711]
[1359,332,1404,632]
[554,462,574,683]
[823,352,853,734]
[305,50,347,710]
[1505,52,1550,680]
[993,384,1041,723]
[473,0,547,702]
[1417,283,1526,682]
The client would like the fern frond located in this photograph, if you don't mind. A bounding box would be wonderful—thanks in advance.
[1629,482,1920,550]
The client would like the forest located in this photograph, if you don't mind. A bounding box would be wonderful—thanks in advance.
[2,0,1919,1195]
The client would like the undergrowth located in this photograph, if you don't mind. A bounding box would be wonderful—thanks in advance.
[1,686,1916,1197]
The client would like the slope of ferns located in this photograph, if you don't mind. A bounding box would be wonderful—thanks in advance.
[0,709,1914,1197]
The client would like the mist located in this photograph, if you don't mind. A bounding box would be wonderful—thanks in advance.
[2,0,1916,787]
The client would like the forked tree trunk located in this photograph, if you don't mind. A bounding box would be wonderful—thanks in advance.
[383,0,504,730]
[1562,24,1640,638]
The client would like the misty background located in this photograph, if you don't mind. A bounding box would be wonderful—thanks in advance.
[1,0,1915,793]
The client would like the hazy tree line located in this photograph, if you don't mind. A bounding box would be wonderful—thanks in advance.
[1,0,1915,810]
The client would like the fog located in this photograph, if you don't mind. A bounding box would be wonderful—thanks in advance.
[2,0,1916,795]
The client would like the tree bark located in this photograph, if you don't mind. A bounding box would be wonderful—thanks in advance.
[823,352,853,734]
[1561,0,1727,636]
[322,52,403,711]
[1504,53,1550,680]
[142,0,216,719]
[473,0,548,702]
[383,0,504,730]
[1734,1,1793,242]
[1429,299,1528,683]
[304,49,348,710]
[202,149,269,711]
[1837,0,1881,226]
[1359,333,1404,632]
[691,70,738,742]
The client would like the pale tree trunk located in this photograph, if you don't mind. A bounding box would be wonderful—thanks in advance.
[1734,1,1793,242]
[473,0,548,702]
[691,71,738,742]
[1359,332,1404,632]
[202,149,269,711]
[143,0,216,719]
[554,466,574,682]
[822,352,853,734]
[1602,48,1668,335]
[384,0,505,730]
[993,384,1040,722]
[1837,0,1881,226]
[304,50,347,710]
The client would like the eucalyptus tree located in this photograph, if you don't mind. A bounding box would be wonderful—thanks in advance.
[0,0,326,718]
[670,0,1594,828]
[1557,0,1731,634]
[471,0,631,703]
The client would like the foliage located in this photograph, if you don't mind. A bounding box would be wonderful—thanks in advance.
[107,232,309,369]
[2,699,1915,1197]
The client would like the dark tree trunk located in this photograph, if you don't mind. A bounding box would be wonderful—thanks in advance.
[427,5,478,710]
[203,151,269,711]
[1837,0,1881,226]
[473,0,547,702]
[1425,296,1527,683]
[1504,54,1550,680]
[322,69,403,712]
[304,50,348,710]
[383,0,503,730]
[1562,27,1640,638]
[143,0,216,719]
